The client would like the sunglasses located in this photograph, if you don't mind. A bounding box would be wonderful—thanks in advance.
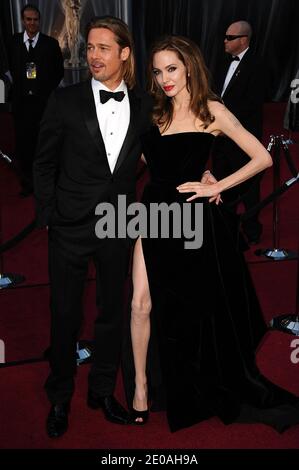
[224,34,248,41]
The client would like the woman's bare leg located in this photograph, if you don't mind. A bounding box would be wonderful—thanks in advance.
[131,237,152,421]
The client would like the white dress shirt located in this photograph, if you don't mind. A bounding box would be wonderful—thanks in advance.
[23,31,40,51]
[221,47,249,97]
[91,78,130,173]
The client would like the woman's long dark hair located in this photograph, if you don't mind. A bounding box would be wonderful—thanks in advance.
[147,35,221,131]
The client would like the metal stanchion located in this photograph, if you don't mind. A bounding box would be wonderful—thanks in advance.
[270,310,299,336]
[43,339,93,366]
[256,135,298,260]
[269,189,299,336]
[258,80,299,333]
[0,149,12,164]
[0,149,25,288]
[0,272,25,289]
[76,340,93,365]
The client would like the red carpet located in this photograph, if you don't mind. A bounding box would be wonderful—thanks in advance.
[0,103,299,449]
[1,332,299,450]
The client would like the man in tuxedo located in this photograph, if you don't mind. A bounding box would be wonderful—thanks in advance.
[212,21,265,244]
[33,16,152,438]
[9,4,63,196]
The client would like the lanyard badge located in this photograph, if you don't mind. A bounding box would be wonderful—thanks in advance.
[26,62,37,79]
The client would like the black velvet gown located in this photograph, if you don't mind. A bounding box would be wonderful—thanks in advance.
[122,125,299,433]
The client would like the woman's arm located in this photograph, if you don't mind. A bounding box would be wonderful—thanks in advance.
[200,170,222,204]
[212,103,272,192]
[178,103,272,201]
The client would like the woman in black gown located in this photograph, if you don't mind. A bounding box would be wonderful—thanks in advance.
[127,35,299,432]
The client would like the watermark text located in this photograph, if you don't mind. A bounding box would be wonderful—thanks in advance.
[95,195,203,249]
[290,338,299,364]
[290,78,299,104]
[0,339,5,363]
[0,79,5,104]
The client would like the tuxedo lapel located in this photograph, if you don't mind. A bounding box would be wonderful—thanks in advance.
[222,50,251,98]
[80,80,108,162]
[34,32,45,54]
[223,65,241,97]
[21,32,43,55]
[218,58,231,94]
[113,88,140,174]
[18,33,27,58]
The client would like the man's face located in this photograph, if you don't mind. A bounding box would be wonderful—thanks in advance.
[22,9,40,38]
[224,24,248,56]
[87,28,130,90]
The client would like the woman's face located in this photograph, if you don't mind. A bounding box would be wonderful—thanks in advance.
[152,50,188,98]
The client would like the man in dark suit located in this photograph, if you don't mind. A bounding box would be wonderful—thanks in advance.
[9,4,63,196]
[0,22,10,103]
[33,16,152,438]
[212,21,265,244]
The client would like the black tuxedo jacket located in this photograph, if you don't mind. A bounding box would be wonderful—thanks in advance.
[33,80,152,229]
[10,32,64,105]
[214,49,265,138]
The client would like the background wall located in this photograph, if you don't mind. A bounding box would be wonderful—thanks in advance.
[0,0,132,75]
[132,0,299,101]
[1,0,299,100]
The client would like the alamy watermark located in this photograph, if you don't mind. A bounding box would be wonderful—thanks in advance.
[95,195,203,249]
[0,339,5,363]
[290,79,299,104]
[0,79,5,104]
[290,338,299,364]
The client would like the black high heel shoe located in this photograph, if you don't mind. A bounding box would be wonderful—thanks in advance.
[130,407,149,425]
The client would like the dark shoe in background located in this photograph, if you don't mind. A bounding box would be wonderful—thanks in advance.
[87,392,129,424]
[46,402,70,438]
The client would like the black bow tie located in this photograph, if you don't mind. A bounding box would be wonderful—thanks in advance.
[99,89,125,104]
[230,55,240,62]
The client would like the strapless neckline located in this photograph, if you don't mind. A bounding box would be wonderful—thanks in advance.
[155,125,216,138]
[140,125,216,189]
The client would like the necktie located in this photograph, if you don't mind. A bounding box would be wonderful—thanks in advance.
[230,55,240,62]
[99,89,125,104]
[28,39,34,54]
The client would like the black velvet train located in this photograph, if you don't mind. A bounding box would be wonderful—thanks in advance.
[122,126,299,433]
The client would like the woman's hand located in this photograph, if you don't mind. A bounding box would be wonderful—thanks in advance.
[200,170,222,205]
[177,180,221,202]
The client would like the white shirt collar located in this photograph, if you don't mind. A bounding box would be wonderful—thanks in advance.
[90,78,130,173]
[23,31,39,45]
[235,47,249,61]
[92,78,127,94]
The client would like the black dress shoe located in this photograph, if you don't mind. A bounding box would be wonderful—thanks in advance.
[46,403,70,438]
[87,392,129,424]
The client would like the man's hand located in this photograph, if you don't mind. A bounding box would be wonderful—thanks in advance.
[200,170,222,204]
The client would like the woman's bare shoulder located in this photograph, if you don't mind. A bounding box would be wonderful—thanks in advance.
[208,99,226,117]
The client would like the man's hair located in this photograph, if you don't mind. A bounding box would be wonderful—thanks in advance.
[85,16,136,89]
[21,4,40,19]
